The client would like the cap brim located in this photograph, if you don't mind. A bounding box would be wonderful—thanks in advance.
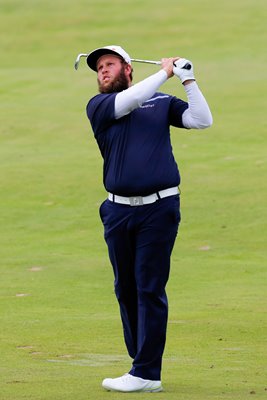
[86,48,124,71]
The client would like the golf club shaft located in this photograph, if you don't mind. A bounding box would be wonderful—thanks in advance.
[131,58,191,70]
[130,58,161,65]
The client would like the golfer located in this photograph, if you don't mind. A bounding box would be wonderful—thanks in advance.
[86,45,212,392]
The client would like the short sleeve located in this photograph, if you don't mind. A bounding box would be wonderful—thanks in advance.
[86,93,117,136]
[168,96,189,128]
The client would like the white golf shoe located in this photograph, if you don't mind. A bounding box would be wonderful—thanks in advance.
[102,373,163,392]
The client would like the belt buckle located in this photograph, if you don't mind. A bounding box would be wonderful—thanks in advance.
[129,196,144,206]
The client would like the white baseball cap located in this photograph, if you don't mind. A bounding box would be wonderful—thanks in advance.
[86,45,131,71]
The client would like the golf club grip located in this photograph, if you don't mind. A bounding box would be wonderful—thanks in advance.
[173,62,192,70]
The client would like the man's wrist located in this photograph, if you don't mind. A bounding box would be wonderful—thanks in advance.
[183,79,195,86]
[160,69,169,80]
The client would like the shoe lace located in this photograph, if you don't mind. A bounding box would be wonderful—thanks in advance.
[122,373,131,381]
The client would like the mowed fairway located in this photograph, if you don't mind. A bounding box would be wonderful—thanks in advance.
[0,0,266,399]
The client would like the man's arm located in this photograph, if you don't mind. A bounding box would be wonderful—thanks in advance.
[181,82,213,129]
[115,57,213,129]
[114,70,168,119]
[172,57,212,129]
[114,58,177,119]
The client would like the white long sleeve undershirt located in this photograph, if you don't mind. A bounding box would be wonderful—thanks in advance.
[114,70,213,129]
[115,70,168,118]
[182,81,213,128]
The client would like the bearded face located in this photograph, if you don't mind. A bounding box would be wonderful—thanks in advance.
[98,63,130,94]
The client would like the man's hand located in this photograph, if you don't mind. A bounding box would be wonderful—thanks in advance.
[173,58,195,84]
[161,58,179,79]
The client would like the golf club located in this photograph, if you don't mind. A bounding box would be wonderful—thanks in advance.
[74,53,191,70]
[131,59,191,70]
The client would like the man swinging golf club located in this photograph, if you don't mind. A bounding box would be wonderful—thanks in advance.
[84,45,212,392]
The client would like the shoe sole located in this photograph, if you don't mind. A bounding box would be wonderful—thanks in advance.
[103,386,163,393]
[142,386,163,392]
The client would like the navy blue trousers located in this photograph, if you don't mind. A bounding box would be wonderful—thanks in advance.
[99,195,180,380]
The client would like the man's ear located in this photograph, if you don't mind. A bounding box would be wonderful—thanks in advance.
[125,63,132,77]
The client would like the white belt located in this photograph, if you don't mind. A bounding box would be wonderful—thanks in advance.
[108,187,179,206]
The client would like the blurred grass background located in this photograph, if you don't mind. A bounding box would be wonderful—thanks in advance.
[0,0,266,399]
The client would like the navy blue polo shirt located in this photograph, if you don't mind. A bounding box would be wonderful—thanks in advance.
[86,92,188,196]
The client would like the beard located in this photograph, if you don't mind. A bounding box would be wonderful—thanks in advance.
[98,66,129,94]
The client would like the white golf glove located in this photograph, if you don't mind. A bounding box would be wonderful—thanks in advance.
[173,58,195,83]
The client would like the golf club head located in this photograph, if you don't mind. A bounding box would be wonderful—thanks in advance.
[74,53,89,70]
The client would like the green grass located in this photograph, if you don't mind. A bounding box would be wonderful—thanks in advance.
[1,0,267,399]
